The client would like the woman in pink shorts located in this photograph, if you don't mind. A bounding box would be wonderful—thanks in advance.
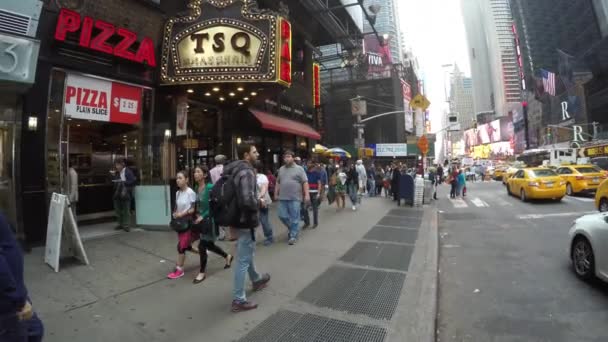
[167,171,197,279]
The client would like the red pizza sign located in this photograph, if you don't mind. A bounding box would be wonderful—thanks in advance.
[54,8,156,67]
[64,73,142,124]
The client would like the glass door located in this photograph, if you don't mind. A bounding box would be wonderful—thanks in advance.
[0,96,18,231]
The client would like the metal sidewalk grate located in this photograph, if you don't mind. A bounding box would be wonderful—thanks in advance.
[297,265,406,320]
[340,241,414,271]
[387,208,423,218]
[364,226,419,244]
[377,216,421,228]
[238,310,386,342]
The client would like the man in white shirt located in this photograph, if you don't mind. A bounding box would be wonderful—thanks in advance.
[210,154,226,184]
[210,154,227,239]
[67,161,78,218]
[355,160,367,200]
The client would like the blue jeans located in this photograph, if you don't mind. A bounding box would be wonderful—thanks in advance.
[278,200,301,240]
[368,179,376,196]
[0,312,43,342]
[457,183,465,196]
[348,184,358,205]
[259,207,273,242]
[233,229,262,302]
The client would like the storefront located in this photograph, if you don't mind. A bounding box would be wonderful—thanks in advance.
[159,0,320,173]
[21,2,165,243]
[0,30,40,241]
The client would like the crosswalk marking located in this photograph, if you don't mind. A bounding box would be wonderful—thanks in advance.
[471,197,489,207]
[517,211,597,220]
[447,194,468,208]
[565,196,595,203]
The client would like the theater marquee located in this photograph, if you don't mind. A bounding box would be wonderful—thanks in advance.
[160,0,291,86]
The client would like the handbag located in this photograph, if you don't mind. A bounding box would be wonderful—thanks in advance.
[170,217,191,232]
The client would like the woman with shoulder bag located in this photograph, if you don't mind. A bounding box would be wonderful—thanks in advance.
[191,165,233,284]
[167,171,197,280]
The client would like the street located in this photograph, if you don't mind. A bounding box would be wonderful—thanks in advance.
[437,180,608,341]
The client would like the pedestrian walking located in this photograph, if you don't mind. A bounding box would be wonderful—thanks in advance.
[479,164,486,182]
[0,213,44,342]
[449,167,458,199]
[275,150,310,245]
[266,168,276,201]
[367,164,376,197]
[303,160,322,229]
[216,144,270,312]
[437,164,444,184]
[391,164,400,201]
[457,169,467,198]
[112,159,136,232]
[356,160,367,201]
[67,159,79,218]
[383,166,392,198]
[334,168,347,210]
[210,154,226,184]
[347,163,359,210]
[210,154,228,240]
[191,165,233,284]
[255,162,274,245]
[167,171,197,280]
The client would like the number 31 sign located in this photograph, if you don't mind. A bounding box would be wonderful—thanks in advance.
[0,33,40,84]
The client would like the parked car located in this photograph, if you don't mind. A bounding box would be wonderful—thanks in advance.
[556,165,606,195]
[506,168,566,202]
[568,212,608,281]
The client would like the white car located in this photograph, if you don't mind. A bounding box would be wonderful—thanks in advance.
[569,213,608,281]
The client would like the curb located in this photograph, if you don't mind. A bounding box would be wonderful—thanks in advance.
[386,203,439,342]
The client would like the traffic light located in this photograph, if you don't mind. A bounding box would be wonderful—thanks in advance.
[546,127,552,140]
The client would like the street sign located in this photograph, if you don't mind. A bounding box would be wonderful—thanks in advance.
[351,99,367,116]
[417,135,429,155]
[354,138,365,148]
[410,94,431,111]
[447,123,461,132]
[353,123,365,128]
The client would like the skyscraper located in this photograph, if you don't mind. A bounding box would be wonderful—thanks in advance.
[363,0,404,63]
[450,65,475,131]
[461,0,521,117]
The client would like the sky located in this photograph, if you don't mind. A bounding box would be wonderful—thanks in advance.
[398,0,471,136]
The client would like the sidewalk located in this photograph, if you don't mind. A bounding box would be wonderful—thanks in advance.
[25,197,438,342]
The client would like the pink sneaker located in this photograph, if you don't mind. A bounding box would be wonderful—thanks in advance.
[167,268,184,279]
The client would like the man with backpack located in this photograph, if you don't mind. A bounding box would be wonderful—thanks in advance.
[210,144,270,312]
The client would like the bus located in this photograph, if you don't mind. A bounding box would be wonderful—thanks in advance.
[516,148,577,167]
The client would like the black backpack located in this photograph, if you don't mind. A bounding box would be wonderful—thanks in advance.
[209,169,239,227]
[210,162,259,228]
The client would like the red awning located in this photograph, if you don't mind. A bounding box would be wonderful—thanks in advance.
[250,109,321,140]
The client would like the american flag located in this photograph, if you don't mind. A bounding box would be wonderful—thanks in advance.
[541,69,556,96]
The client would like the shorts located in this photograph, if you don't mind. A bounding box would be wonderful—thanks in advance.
[177,230,196,253]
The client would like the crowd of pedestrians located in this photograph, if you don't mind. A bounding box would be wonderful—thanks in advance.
[163,146,412,313]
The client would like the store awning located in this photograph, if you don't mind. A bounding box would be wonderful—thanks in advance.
[250,109,321,140]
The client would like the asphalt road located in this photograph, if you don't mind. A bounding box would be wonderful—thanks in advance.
[436,180,608,342]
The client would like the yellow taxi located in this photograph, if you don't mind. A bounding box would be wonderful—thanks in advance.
[493,165,509,181]
[556,165,606,196]
[595,179,608,211]
[506,168,566,202]
[502,165,524,185]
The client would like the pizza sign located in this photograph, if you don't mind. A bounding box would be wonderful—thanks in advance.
[64,73,142,124]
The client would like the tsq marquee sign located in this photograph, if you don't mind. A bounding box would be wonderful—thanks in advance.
[160,0,287,85]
